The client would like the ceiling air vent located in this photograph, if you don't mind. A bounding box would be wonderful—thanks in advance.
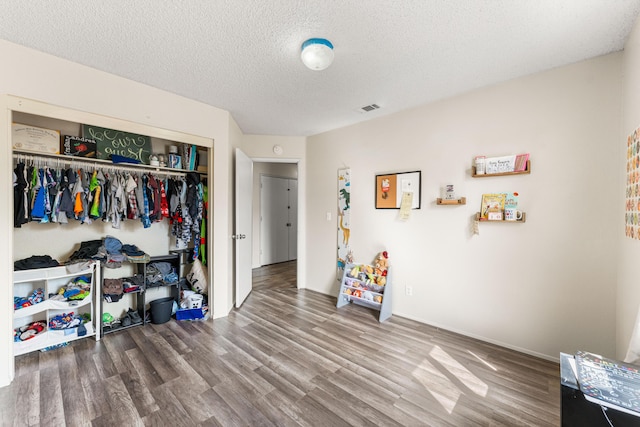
[360,103,380,112]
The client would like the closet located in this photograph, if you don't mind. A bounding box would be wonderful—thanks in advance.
[6,96,212,358]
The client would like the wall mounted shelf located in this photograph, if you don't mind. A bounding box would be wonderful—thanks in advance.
[472,160,531,178]
[436,197,466,205]
[475,212,526,223]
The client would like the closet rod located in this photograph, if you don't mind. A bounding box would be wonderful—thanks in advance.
[12,151,189,178]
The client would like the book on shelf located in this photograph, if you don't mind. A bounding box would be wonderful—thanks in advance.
[483,153,529,174]
[480,193,506,220]
[514,153,529,171]
[504,192,519,209]
[181,143,198,171]
[485,155,515,174]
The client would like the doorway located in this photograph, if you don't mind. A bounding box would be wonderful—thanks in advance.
[260,175,297,266]
[251,162,298,269]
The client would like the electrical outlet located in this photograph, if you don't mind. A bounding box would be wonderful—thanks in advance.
[405,285,413,296]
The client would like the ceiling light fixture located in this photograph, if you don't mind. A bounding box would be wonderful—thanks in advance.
[301,38,334,71]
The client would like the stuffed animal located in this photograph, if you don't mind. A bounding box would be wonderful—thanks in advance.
[373,251,389,276]
[349,265,360,278]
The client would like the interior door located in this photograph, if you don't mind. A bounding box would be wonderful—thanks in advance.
[261,176,290,265]
[235,148,253,308]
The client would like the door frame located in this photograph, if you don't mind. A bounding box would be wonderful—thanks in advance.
[247,157,302,292]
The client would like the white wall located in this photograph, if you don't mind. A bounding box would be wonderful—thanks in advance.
[619,17,640,361]
[0,40,234,387]
[307,54,622,360]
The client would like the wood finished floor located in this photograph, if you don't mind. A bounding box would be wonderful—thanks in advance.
[1,261,560,426]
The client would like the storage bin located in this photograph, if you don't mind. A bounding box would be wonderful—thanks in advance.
[176,308,205,321]
[149,296,174,324]
[188,294,203,309]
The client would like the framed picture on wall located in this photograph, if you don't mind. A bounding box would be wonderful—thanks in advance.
[375,171,421,209]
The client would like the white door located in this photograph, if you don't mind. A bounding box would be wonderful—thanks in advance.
[260,176,298,265]
[235,148,253,308]
[260,176,290,265]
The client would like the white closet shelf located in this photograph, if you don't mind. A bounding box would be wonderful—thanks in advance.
[13,150,203,177]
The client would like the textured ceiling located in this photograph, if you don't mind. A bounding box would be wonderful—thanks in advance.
[2,1,640,136]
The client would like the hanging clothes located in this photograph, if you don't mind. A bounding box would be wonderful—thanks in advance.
[72,169,84,221]
[125,173,139,220]
[140,174,151,229]
[89,170,101,219]
[48,168,61,223]
[12,157,192,234]
[30,168,47,222]
[80,169,92,224]
[200,183,208,265]
[13,162,28,228]
[147,174,162,222]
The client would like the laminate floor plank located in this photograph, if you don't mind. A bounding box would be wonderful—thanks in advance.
[57,346,91,427]
[309,375,408,427]
[165,379,219,424]
[217,356,276,399]
[3,260,561,426]
[145,332,210,394]
[120,369,159,419]
[126,327,179,384]
[10,370,38,427]
[123,347,165,390]
[198,387,248,427]
[159,328,192,356]
[315,368,419,424]
[181,347,228,388]
[250,394,303,427]
[253,364,307,402]
[140,383,194,427]
[38,366,65,427]
[13,351,39,380]
[261,352,317,394]
[76,353,110,421]
[103,374,145,426]
[212,381,277,427]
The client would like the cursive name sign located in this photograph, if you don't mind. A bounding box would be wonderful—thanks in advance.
[82,124,151,164]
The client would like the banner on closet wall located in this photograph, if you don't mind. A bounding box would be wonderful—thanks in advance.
[626,126,640,240]
[337,168,351,280]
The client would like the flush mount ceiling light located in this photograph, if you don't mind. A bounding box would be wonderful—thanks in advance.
[301,38,334,71]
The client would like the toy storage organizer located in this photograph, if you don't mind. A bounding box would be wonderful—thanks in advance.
[336,263,392,322]
[13,261,101,355]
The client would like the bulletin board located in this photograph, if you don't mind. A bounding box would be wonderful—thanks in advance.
[375,171,421,209]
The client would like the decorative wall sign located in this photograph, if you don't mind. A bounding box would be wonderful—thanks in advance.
[626,126,640,240]
[375,171,421,209]
[337,168,351,280]
[82,124,151,164]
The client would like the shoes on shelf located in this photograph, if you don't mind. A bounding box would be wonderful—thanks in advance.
[127,308,142,324]
[121,315,131,327]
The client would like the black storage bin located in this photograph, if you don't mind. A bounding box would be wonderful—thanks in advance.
[149,296,173,324]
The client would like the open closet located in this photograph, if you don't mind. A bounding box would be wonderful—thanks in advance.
[5,96,213,371]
